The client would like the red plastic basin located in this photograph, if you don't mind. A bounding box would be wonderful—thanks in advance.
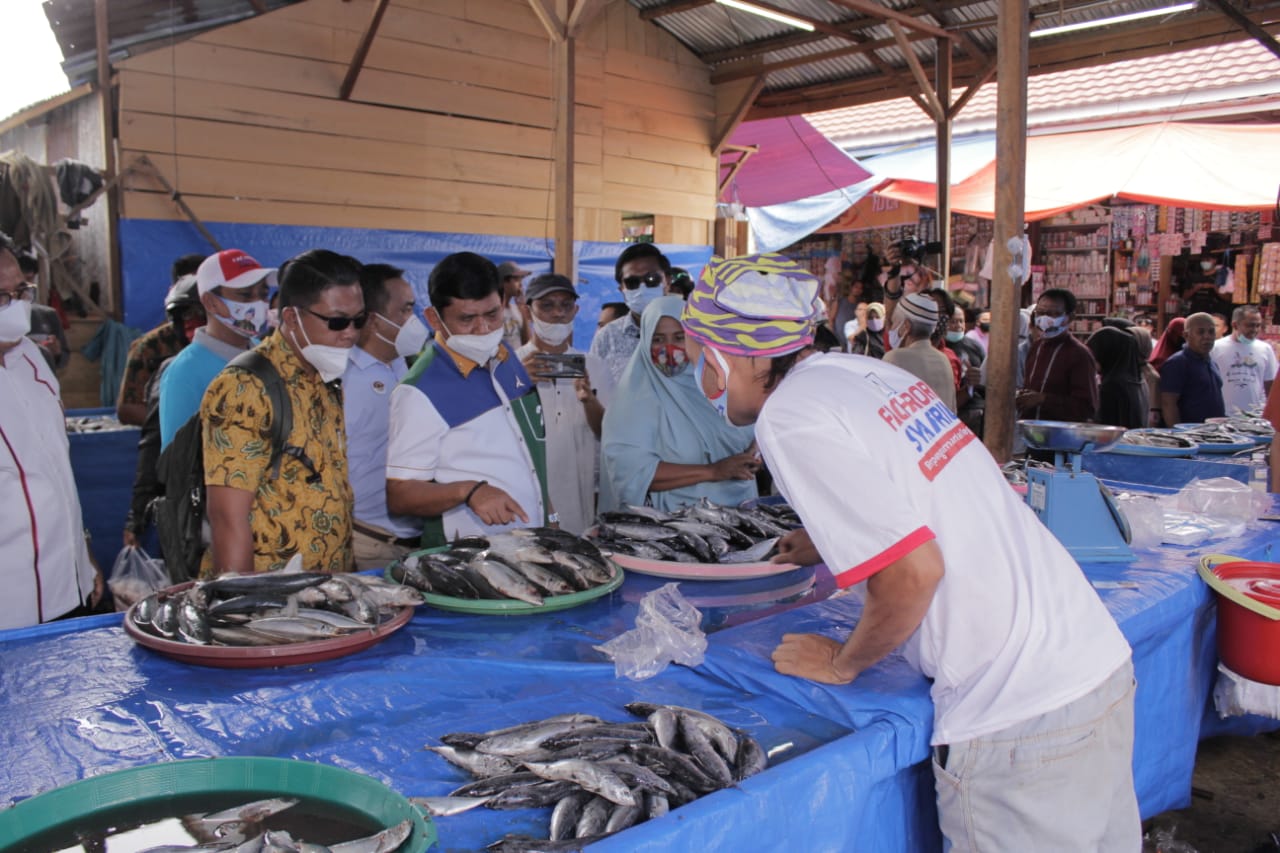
[1208,561,1280,686]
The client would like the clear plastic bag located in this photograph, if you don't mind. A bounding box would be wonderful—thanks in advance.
[1115,493,1165,550]
[593,582,707,680]
[1172,476,1270,525]
[108,546,170,611]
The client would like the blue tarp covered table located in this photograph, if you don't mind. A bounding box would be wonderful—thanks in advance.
[2,511,1277,851]
[65,408,142,573]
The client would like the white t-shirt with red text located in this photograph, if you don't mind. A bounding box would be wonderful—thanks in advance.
[755,353,1130,745]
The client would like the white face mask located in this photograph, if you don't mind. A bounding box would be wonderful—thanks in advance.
[1036,314,1067,338]
[216,297,270,338]
[867,317,885,332]
[531,316,573,346]
[376,312,430,358]
[291,309,352,383]
[623,283,662,316]
[442,320,504,365]
[0,298,32,342]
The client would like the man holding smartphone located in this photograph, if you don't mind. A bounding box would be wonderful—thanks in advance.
[517,274,605,535]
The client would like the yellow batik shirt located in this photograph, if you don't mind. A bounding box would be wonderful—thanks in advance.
[199,333,354,576]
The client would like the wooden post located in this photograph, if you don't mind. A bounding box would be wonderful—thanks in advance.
[553,1,575,281]
[935,37,952,287]
[984,0,1029,463]
[94,0,121,319]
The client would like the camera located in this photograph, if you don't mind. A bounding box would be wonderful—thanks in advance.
[889,237,943,278]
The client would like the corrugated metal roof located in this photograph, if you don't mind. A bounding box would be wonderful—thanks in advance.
[43,0,303,85]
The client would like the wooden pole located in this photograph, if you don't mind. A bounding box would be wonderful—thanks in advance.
[553,1,575,281]
[94,0,121,319]
[984,0,1029,463]
[339,0,390,101]
[935,37,952,287]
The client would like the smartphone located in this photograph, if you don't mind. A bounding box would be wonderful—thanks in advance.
[533,352,587,378]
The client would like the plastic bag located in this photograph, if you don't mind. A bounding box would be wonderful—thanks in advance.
[108,546,170,611]
[1172,476,1270,525]
[1115,493,1164,550]
[594,582,707,680]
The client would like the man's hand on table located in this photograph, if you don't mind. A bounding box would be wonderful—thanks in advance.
[772,633,859,684]
[774,528,820,566]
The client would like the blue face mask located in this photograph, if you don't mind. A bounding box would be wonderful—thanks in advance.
[692,349,731,422]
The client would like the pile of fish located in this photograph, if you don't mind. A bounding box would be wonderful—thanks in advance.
[129,571,422,646]
[1176,417,1273,447]
[417,705,767,851]
[119,796,411,853]
[65,414,132,433]
[1118,429,1198,450]
[588,499,800,565]
[389,529,618,605]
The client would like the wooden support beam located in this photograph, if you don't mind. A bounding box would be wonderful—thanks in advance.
[916,0,988,64]
[339,0,390,100]
[935,37,952,284]
[713,75,766,155]
[529,0,566,41]
[827,0,956,40]
[567,0,604,36]
[94,0,121,319]
[553,0,574,280]
[947,56,996,119]
[890,21,944,122]
[718,144,758,198]
[640,0,714,18]
[711,28,933,85]
[985,0,1030,464]
[131,156,223,251]
[1204,0,1280,61]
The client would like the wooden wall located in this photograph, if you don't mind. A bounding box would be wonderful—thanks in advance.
[116,0,717,246]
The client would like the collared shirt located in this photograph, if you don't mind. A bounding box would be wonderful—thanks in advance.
[1020,333,1099,422]
[588,314,642,407]
[1211,336,1278,415]
[883,339,957,412]
[516,342,601,535]
[200,334,354,574]
[117,322,186,409]
[1159,347,1226,424]
[386,340,546,541]
[502,303,525,354]
[158,327,247,448]
[343,345,408,530]
[0,338,96,629]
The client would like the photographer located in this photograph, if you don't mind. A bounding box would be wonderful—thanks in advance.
[517,274,604,535]
[881,236,942,345]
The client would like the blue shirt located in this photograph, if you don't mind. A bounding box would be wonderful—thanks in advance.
[1158,347,1225,424]
[158,329,246,448]
[343,346,408,530]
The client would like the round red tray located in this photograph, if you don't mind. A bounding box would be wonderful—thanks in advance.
[123,581,415,668]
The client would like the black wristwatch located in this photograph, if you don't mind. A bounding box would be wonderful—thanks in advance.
[884,284,904,300]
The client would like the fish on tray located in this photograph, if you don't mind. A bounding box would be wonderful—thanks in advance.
[388,530,617,605]
[424,704,768,849]
[129,571,423,648]
[588,498,800,564]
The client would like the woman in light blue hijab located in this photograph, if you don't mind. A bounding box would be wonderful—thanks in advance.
[599,296,759,513]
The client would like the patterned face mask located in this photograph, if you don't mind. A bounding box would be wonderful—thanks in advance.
[650,343,689,377]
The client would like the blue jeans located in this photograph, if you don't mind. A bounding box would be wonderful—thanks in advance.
[933,661,1140,851]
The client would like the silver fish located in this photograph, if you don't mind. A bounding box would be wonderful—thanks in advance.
[329,819,412,853]
[468,558,544,606]
[548,790,592,841]
[720,536,780,564]
[407,795,492,816]
[678,713,734,787]
[476,718,601,756]
[522,760,636,806]
[603,795,642,833]
[426,744,520,778]
[597,521,680,542]
[573,796,611,839]
[621,504,673,522]
[242,616,346,641]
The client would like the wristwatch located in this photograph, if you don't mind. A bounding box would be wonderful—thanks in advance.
[883,284,904,300]
[546,513,560,524]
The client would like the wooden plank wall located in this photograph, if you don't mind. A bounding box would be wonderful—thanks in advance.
[116,0,716,245]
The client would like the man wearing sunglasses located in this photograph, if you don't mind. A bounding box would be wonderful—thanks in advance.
[588,243,674,406]
[386,252,552,544]
[201,249,364,575]
[158,249,276,449]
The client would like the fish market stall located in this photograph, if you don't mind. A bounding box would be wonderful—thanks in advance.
[1,509,1277,851]
[65,407,141,571]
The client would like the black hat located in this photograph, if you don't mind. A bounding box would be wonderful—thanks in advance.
[525,273,577,302]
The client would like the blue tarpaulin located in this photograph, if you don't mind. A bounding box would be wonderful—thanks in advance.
[118,219,713,351]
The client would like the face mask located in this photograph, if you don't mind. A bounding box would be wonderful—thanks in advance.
[531,316,573,347]
[375,313,430,358]
[216,297,270,338]
[1036,314,1067,338]
[945,330,965,344]
[1237,332,1256,345]
[266,308,280,330]
[0,299,32,342]
[292,309,352,383]
[442,320,504,365]
[623,282,662,316]
[693,348,732,421]
[650,343,688,377]
[978,323,990,333]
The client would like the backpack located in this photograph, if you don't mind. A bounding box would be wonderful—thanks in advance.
[152,350,295,583]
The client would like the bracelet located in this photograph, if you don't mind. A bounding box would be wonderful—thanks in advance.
[462,480,488,508]
[884,286,904,300]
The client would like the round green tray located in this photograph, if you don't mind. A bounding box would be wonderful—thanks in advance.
[386,550,624,616]
[0,756,436,852]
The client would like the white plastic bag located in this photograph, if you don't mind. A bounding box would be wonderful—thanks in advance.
[108,546,170,611]
[594,582,707,680]
[1115,493,1164,550]
[1173,476,1269,525]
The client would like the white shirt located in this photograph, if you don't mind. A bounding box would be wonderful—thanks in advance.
[1211,336,1277,414]
[0,338,96,629]
[516,342,601,536]
[755,353,1130,745]
[343,346,408,530]
[385,357,545,540]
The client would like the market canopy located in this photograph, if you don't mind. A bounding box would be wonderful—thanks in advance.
[875,122,1280,220]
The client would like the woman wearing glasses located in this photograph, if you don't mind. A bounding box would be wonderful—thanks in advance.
[598,295,759,514]
[202,249,365,576]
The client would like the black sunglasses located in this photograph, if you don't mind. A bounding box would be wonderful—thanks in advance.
[300,306,368,331]
[621,272,665,291]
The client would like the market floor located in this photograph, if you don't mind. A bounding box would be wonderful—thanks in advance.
[1144,732,1280,852]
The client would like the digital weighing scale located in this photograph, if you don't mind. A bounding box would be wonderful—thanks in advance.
[1018,420,1134,563]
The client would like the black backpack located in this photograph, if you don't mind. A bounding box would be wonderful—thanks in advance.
[153,350,297,583]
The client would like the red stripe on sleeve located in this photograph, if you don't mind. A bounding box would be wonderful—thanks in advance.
[834,526,936,588]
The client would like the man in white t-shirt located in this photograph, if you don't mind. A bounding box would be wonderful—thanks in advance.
[682,253,1139,852]
[1210,304,1277,414]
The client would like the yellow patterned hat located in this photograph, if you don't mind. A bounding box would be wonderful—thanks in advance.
[682,253,821,356]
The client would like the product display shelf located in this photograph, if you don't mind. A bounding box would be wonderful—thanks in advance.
[1039,215,1113,338]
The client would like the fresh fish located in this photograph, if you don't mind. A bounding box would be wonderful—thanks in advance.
[678,713,734,787]
[596,521,680,542]
[548,790,592,841]
[329,818,412,853]
[603,795,642,833]
[643,790,670,819]
[294,608,376,631]
[733,730,768,780]
[154,596,180,639]
[573,796,611,839]
[539,723,652,750]
[427,744,521,778]
[486,780,579,810]
[178,590,212,645]
[627,743,719,794]
[522,760,635,806]
[468,558,544,606]
[621,504,674,522]
[194,797,299,831]
[208,594,291,617]
[648,708,679,750]
[487,835,604,853]
[346,575,425,608]
[241,616,347,641]
[597,760,676,796]
[670,531,713,563]
[720,536,780,564]
[492,554,575,597]
[476,717,602,756]
[134,593,159,627]
[210,626,286,646]
[407,795,492,816]
[450,772,545,799]
[203,572,330,598]
[486,535,558,566]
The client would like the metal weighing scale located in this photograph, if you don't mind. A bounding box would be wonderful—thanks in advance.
[1017,420,1134,563]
